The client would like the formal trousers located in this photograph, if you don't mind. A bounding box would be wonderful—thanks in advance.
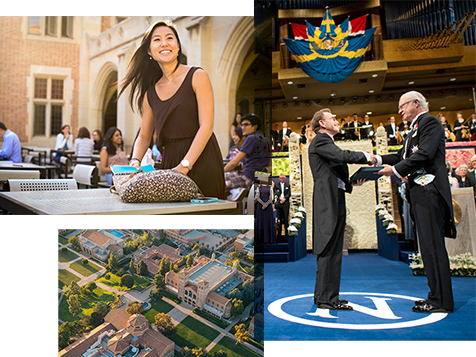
[314,189,346,304]
[410,183,454,311]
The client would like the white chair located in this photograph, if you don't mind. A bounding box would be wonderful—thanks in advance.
[72,164,98,188]
[0,170,40,180]
[8,179,78,192]
[0,170,41,191]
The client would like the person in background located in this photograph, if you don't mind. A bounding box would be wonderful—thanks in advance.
[74,127,94,163]
[0,121,21,163]
[274,174,291,239]
[100,127,128,186]
[224,114,271,194]
[453,111,469,142]
[466,155,476,204]
[385,116,398,146]
[455,164,472,189]
[92,129,104,151]
[229,113,242,149]
[468,113,476,141]
[226,126,244,162]
[54,124,74,163]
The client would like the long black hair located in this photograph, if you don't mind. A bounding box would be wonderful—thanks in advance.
[104,127,124,156]
[117,20,182,115]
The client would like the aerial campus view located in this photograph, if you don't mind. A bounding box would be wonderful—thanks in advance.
[58,228,263,357]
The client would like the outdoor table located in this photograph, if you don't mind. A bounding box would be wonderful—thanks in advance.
[0,162,47,179]
[0,188,240,215]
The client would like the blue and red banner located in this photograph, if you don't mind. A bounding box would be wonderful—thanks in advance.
[284,8,376,83]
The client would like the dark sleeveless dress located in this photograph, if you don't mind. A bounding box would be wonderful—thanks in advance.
[254,185,276,244]
[147,67,225,199]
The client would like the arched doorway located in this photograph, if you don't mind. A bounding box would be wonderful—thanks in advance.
[102,71,118,134]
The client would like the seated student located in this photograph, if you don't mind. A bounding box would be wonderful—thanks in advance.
[100,127,128,186]
[224,114,271,195]
[0,122,22,163]
[226,126,244,162]
[74,127,94,163]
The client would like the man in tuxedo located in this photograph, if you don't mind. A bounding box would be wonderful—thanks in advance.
[279,121,292,151]
[360,114,375,140]
[344,113,362,140]
[309,108,372,310]
[274,174,291,238]
[385,116,399,145]
[374,91,456,313]
[467,154,476,204]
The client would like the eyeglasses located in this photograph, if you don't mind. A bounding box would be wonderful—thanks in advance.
[398,100,414,111]
[241,123,251,127]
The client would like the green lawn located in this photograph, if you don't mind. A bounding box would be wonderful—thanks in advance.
[58,249,79,263]
[58,269,81,289]
[144,298,174,324]
[58,236,69,245]
[58,285,118,323]
[209,335,261,357]
[169,315,220,349]
[97,273,152,291]
[69,260,102,277]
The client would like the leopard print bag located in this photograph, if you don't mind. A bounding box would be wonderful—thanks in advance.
[110,169,200,203]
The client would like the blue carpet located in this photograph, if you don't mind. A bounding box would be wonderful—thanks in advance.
[265,252,476,341]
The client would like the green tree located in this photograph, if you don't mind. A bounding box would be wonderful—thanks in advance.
[149,288,164,301]
[241,280,254,305]
[67,294,81,317]
[153,274,166,291]
[180,346,206,357]
[88,311,104,327]
[120,274,134,289]
[213,351,229,357]
[81,258,89,265]
[129,259,135,274]
[154,313,177,336]
[105,253,118,272]
[158,257,171,276]
[231,299,244,317]
[227,288,242,301]
[126,301,144,315]
[93,302,110,317]
[186,254,194,268]
[137,260,149,276]
[68,236,80,251]
[234,323,249,344]
[68,281,81,297]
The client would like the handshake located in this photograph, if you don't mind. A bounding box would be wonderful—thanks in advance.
[366,151,378,166]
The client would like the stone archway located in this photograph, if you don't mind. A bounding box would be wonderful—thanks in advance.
[92,62,118,135]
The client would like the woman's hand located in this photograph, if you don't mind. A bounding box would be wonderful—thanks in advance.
[129,158,141,170]
[173,164,190,175]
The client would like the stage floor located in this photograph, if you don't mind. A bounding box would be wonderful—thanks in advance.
[264,252,476,342]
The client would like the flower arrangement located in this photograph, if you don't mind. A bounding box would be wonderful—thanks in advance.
[290,217,302,228]
[410,252,476,277]
[288,225,298,236]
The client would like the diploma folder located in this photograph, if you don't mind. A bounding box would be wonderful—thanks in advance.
[349,167,383,182]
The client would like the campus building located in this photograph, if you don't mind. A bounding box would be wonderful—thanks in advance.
[78,229,125,261]
[0,16,266,156]
[233,230,254,254]
[165,255,253,319]
[164,229,207,246]
[59,309,174,357]
[132,244,182,276]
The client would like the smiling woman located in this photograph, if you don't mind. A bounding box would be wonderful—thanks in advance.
[117,20,225,199]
